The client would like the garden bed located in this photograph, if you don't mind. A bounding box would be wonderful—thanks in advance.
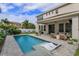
[0,41,5,54]
[0,32,6,53]
[74,48,79,56]
[0,41,4,52]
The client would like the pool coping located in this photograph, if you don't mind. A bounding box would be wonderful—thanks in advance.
[13,34,53,43]
[0,35,24,56]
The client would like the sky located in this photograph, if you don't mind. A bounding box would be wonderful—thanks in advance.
[0,3,59,24]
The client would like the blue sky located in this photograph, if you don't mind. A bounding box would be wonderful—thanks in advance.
[0,3,59,23]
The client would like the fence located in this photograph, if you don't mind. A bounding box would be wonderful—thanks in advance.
[19,29,35,33]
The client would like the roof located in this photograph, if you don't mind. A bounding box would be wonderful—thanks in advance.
[37,3,71,17]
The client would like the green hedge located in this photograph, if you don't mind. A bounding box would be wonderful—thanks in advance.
[0,32,5,45]
[74,49,79,56]
[8,28,21,35]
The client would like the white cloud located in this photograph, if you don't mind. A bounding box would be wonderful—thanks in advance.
[39,3,60,11]
[0,4,14,12]
[23,3,49,12]
[24,3,47,10]
[0,4,8,12]
[0,14,36,24]
[23,3,60,13]
[0,3,60,24]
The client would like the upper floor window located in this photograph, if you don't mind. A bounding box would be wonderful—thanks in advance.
[37,15,43,21]
[46,12,50,16]
[56,9,58,14]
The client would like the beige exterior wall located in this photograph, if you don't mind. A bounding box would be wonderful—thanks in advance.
[42,4,79,19]
[58,4,79,14]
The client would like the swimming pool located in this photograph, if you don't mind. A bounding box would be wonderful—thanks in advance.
[14,35,47,53]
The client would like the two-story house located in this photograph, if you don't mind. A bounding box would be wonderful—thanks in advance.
[37,3,79,39]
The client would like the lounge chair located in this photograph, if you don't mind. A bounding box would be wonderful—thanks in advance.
[40,43,61,56]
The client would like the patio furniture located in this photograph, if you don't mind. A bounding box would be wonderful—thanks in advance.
[50,33,56,39]
[36,32,41,36]
[59,33,67,40]
[56,34,60,40]
[33,42,61,55]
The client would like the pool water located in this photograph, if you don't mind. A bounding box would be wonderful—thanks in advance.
[14,35,47,53]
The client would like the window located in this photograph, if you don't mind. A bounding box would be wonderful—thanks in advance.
[59,23,64,32]
[49,24,55,34]
[37,15,43,20]
[52,24,55,33]
[44,25,46,31]
[65,23,72,32]
[46,12,50,16]
[56,9,58,14]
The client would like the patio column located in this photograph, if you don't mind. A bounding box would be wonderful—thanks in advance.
[46,24,49,34]
[36,24,40,33]
[55,23,59,34]
[72,16,79,39]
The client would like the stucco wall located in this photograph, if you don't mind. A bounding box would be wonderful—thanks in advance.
[43,4,79,19]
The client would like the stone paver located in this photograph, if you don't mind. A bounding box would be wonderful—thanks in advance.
[0,36,23,56]
[27,34,78,56]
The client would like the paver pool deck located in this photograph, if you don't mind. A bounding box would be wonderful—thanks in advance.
[0,34,78,56]
[0,36,23,56]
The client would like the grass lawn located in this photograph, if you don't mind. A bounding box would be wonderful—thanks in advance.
[74,49,79,56]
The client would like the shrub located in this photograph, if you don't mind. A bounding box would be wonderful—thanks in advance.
[8,28,21,35]
[74,49,79,56]
[68,41,73,45]
[13,29,21,34]
[0,35,4,45]
[72,39,78,42]
[0,32,5,38]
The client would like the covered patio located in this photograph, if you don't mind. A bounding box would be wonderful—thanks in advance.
[37,14,79,40]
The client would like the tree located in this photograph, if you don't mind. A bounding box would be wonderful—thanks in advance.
[22,20,29,28]
[1,18,10,24]
[22,20,35,29]
[28,23,35,29]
